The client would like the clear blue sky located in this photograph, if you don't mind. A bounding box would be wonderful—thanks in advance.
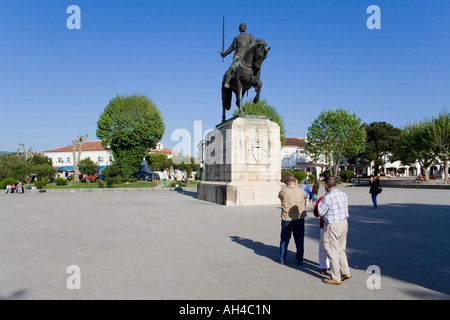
[1,0,449,155]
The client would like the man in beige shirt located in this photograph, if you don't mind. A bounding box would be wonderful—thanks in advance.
[277,174,307,265]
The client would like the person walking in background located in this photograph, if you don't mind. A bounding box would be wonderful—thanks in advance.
[369,176,382,209]
[301,180,312,209]
[277,174,307,265]
[311,178,320,207]
[313,194,330,275]
[318,175,351,285]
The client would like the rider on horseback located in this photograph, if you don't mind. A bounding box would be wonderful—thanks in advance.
[221,23,255,89]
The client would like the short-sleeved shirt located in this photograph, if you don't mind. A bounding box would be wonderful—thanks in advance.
[317,188,349,224]
[301,185,311,198]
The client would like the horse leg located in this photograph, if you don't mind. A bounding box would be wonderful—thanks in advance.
[238,85,244,116]
[253,79,262,104]
[222,105,226,123]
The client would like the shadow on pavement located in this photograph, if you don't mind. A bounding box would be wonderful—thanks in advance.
[0,289,28,300]
[308,202,449,297]
[232,202,450,297]
[174,189,198,199]
[340,203,450,296]
[230,236,326,280]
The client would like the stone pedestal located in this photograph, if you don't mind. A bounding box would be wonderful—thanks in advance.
[197,116,282,206]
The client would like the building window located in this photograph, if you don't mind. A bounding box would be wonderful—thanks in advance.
[98,156,104,163]
[58,157,63,163]
[67,157,71,163]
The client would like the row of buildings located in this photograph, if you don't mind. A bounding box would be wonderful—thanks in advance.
[43,137,437,179]
[43,141,179,175]
[198,137,436,178]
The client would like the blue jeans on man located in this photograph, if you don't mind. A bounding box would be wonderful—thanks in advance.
[279,219,305,264]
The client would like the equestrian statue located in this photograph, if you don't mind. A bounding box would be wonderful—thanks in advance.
[220,22,270,122]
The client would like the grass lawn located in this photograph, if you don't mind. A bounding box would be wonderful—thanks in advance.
[35,180,160,189]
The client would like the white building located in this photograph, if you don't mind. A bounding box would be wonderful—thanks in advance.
[149,142,180,159]
[44,141,113,173]
[44,141,179,174]
[282,137,329,176]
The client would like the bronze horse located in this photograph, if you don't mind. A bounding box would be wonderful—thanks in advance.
[221,39,270,122]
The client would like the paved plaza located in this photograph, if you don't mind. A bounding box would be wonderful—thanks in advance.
[0,186,449,300]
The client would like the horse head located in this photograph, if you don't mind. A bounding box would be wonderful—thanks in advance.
[244,38,270,71]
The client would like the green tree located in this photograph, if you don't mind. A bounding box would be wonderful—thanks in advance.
[30,153,53,166]
[431,111,450,184]
[97,94,165,181]
[361,122,402,175]
[30,154,56,182]
[233,99,286,145]
[146,153,172,172]
[172,155,200,183]
[34,164,57,182]
[305,109,366,176]
[78,158,100,184]
[395,119,436,181]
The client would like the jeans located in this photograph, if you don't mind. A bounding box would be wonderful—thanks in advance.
[279,219,305,263]
[371,193,378,208]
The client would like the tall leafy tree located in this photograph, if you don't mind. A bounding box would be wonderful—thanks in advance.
[97,94,165,180]
[395,119,436,181]
[431,111,450,184]
[233,99,286,145]
[146,153,172,172]
[361,122,402,175]
[305,109,366,176]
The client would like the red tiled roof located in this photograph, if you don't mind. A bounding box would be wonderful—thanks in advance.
[284,138,307,148]
[149,148,180,156]
[45,141,179,156]
[44,141,107,153]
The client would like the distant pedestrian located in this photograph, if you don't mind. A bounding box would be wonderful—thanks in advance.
[301,181,312,209]
[369,176,382,209]
[277,174,307,265]
[318,175,351,285]
[5,184,11,194]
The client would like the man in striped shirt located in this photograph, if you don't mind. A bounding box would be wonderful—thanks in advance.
[318,175,352,285]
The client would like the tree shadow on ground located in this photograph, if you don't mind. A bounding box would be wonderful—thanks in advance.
[231,202,450,297]
[337,203,450,297]
[230,236,326,280]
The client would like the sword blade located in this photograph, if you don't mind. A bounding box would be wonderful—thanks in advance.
[222,15,225,62]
